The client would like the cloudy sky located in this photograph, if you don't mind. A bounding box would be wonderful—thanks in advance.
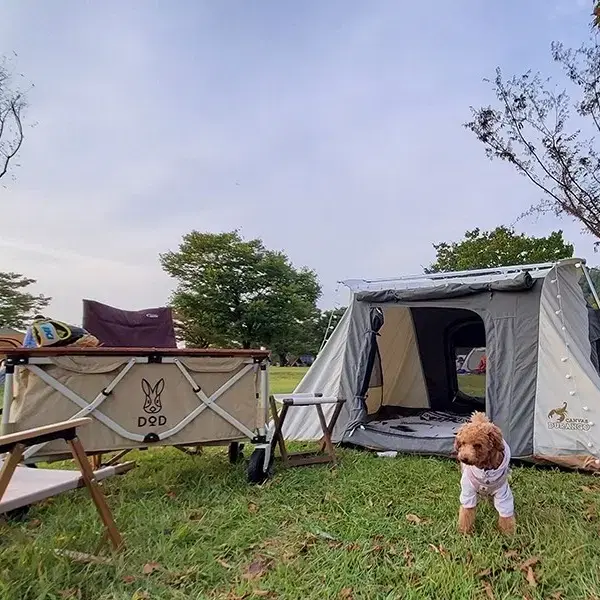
[0,0,596,324]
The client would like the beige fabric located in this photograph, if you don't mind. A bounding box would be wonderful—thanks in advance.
[376,306,429,409]
[0,462,133,513]
[9,356,260,456]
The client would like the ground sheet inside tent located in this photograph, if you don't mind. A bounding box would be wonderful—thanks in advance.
[366,409,470,439]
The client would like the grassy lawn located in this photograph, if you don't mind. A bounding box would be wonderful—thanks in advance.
[2,369,600,599]
[269,367,308,395]
[458,374,486,398]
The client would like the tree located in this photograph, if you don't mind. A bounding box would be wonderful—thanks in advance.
[465,35,600,243]
[160,231,321,361]
[580,266,600,307]
[0,272,51,329]
[427,227,574,273]
[309,307,347,354]
[0,58,27,181]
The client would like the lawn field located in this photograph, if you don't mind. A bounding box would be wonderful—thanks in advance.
[1,368,600,599]
[268,366,308,395]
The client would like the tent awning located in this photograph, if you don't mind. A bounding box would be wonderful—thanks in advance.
[356,272,535,303]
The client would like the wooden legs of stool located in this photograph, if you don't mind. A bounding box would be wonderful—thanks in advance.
[269,397,290,465]
[269,397,345,468]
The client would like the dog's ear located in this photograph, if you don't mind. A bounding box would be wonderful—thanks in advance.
[486,425,504,469]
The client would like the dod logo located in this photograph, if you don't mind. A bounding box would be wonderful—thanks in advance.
[547,402,590,431]
[138,378,167,427]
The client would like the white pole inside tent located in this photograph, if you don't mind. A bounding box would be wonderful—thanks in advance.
[582,264,600,309]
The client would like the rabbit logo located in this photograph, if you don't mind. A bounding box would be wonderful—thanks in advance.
[138,378,167,427]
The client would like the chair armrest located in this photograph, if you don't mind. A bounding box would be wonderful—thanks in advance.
[0,417,92,453]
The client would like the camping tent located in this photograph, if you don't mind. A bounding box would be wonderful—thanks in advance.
[281,259,600,471]
[464,347,486,373]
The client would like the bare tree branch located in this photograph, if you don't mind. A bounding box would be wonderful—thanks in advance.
[0,58,28,182]
[465,36,600,244]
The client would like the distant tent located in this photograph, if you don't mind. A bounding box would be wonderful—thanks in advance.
[82,299,176,348]
[464,347,486,372]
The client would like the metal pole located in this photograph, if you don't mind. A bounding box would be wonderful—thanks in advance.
[582,264,600,309]
[259,360,269,437]
[1,364,14,435]
[341,261,559,287]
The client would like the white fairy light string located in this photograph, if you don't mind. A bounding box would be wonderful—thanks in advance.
[552,263,597,459]
[318,282,344,354]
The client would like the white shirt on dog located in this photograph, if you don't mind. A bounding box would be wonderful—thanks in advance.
[460,439,514,518]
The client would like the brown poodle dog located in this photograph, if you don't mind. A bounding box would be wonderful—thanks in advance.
[454,412,515,535]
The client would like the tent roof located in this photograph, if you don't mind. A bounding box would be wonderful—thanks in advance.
[340,258,584,294]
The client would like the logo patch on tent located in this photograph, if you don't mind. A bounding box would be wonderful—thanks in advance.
[547,402,590,431]
[138,378,167,427]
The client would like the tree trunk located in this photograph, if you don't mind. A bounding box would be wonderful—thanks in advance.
[279,353,288,367]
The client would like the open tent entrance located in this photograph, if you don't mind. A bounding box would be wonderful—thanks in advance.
[363,305,487,439]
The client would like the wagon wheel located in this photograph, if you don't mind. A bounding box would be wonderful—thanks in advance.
[247,447,273,484]
[228,442,245,464]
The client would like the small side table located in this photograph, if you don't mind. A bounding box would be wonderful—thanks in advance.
[269,393,346,468]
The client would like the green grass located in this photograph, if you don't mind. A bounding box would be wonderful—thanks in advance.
[458,374,486,398]
[269,367,308,395]
[2,368,600,599]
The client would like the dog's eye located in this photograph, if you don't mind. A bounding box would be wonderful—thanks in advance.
[474,443,481,449]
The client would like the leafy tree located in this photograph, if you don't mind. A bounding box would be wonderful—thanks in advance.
[0,58,28,181]
[160,231,321,360]
[0,272,51,329]
[465,34,600,243]
[427,227,574,273]
[309,307,347,354]
[580,266,600,308]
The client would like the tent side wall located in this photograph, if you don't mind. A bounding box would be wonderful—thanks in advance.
[280,300,369,441]
[534,264,600,464]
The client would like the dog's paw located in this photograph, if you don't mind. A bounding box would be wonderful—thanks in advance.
[498,515,516,535]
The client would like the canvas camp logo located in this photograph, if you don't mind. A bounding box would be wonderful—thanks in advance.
[138,378,167,427]
[547,402,590,431]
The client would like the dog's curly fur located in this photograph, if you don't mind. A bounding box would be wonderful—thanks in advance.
[454,412,515,535]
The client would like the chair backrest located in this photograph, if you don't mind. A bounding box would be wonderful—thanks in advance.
[82,299,177,348]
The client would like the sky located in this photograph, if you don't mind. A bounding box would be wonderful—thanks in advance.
[0,0,597,324]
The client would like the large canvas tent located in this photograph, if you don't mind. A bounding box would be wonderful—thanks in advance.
[282,259,600,471]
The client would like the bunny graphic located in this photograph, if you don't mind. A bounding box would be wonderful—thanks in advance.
[141,378,165,414]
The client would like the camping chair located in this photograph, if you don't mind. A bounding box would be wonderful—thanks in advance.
[0,417,134,551]
[269,393,345,468]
